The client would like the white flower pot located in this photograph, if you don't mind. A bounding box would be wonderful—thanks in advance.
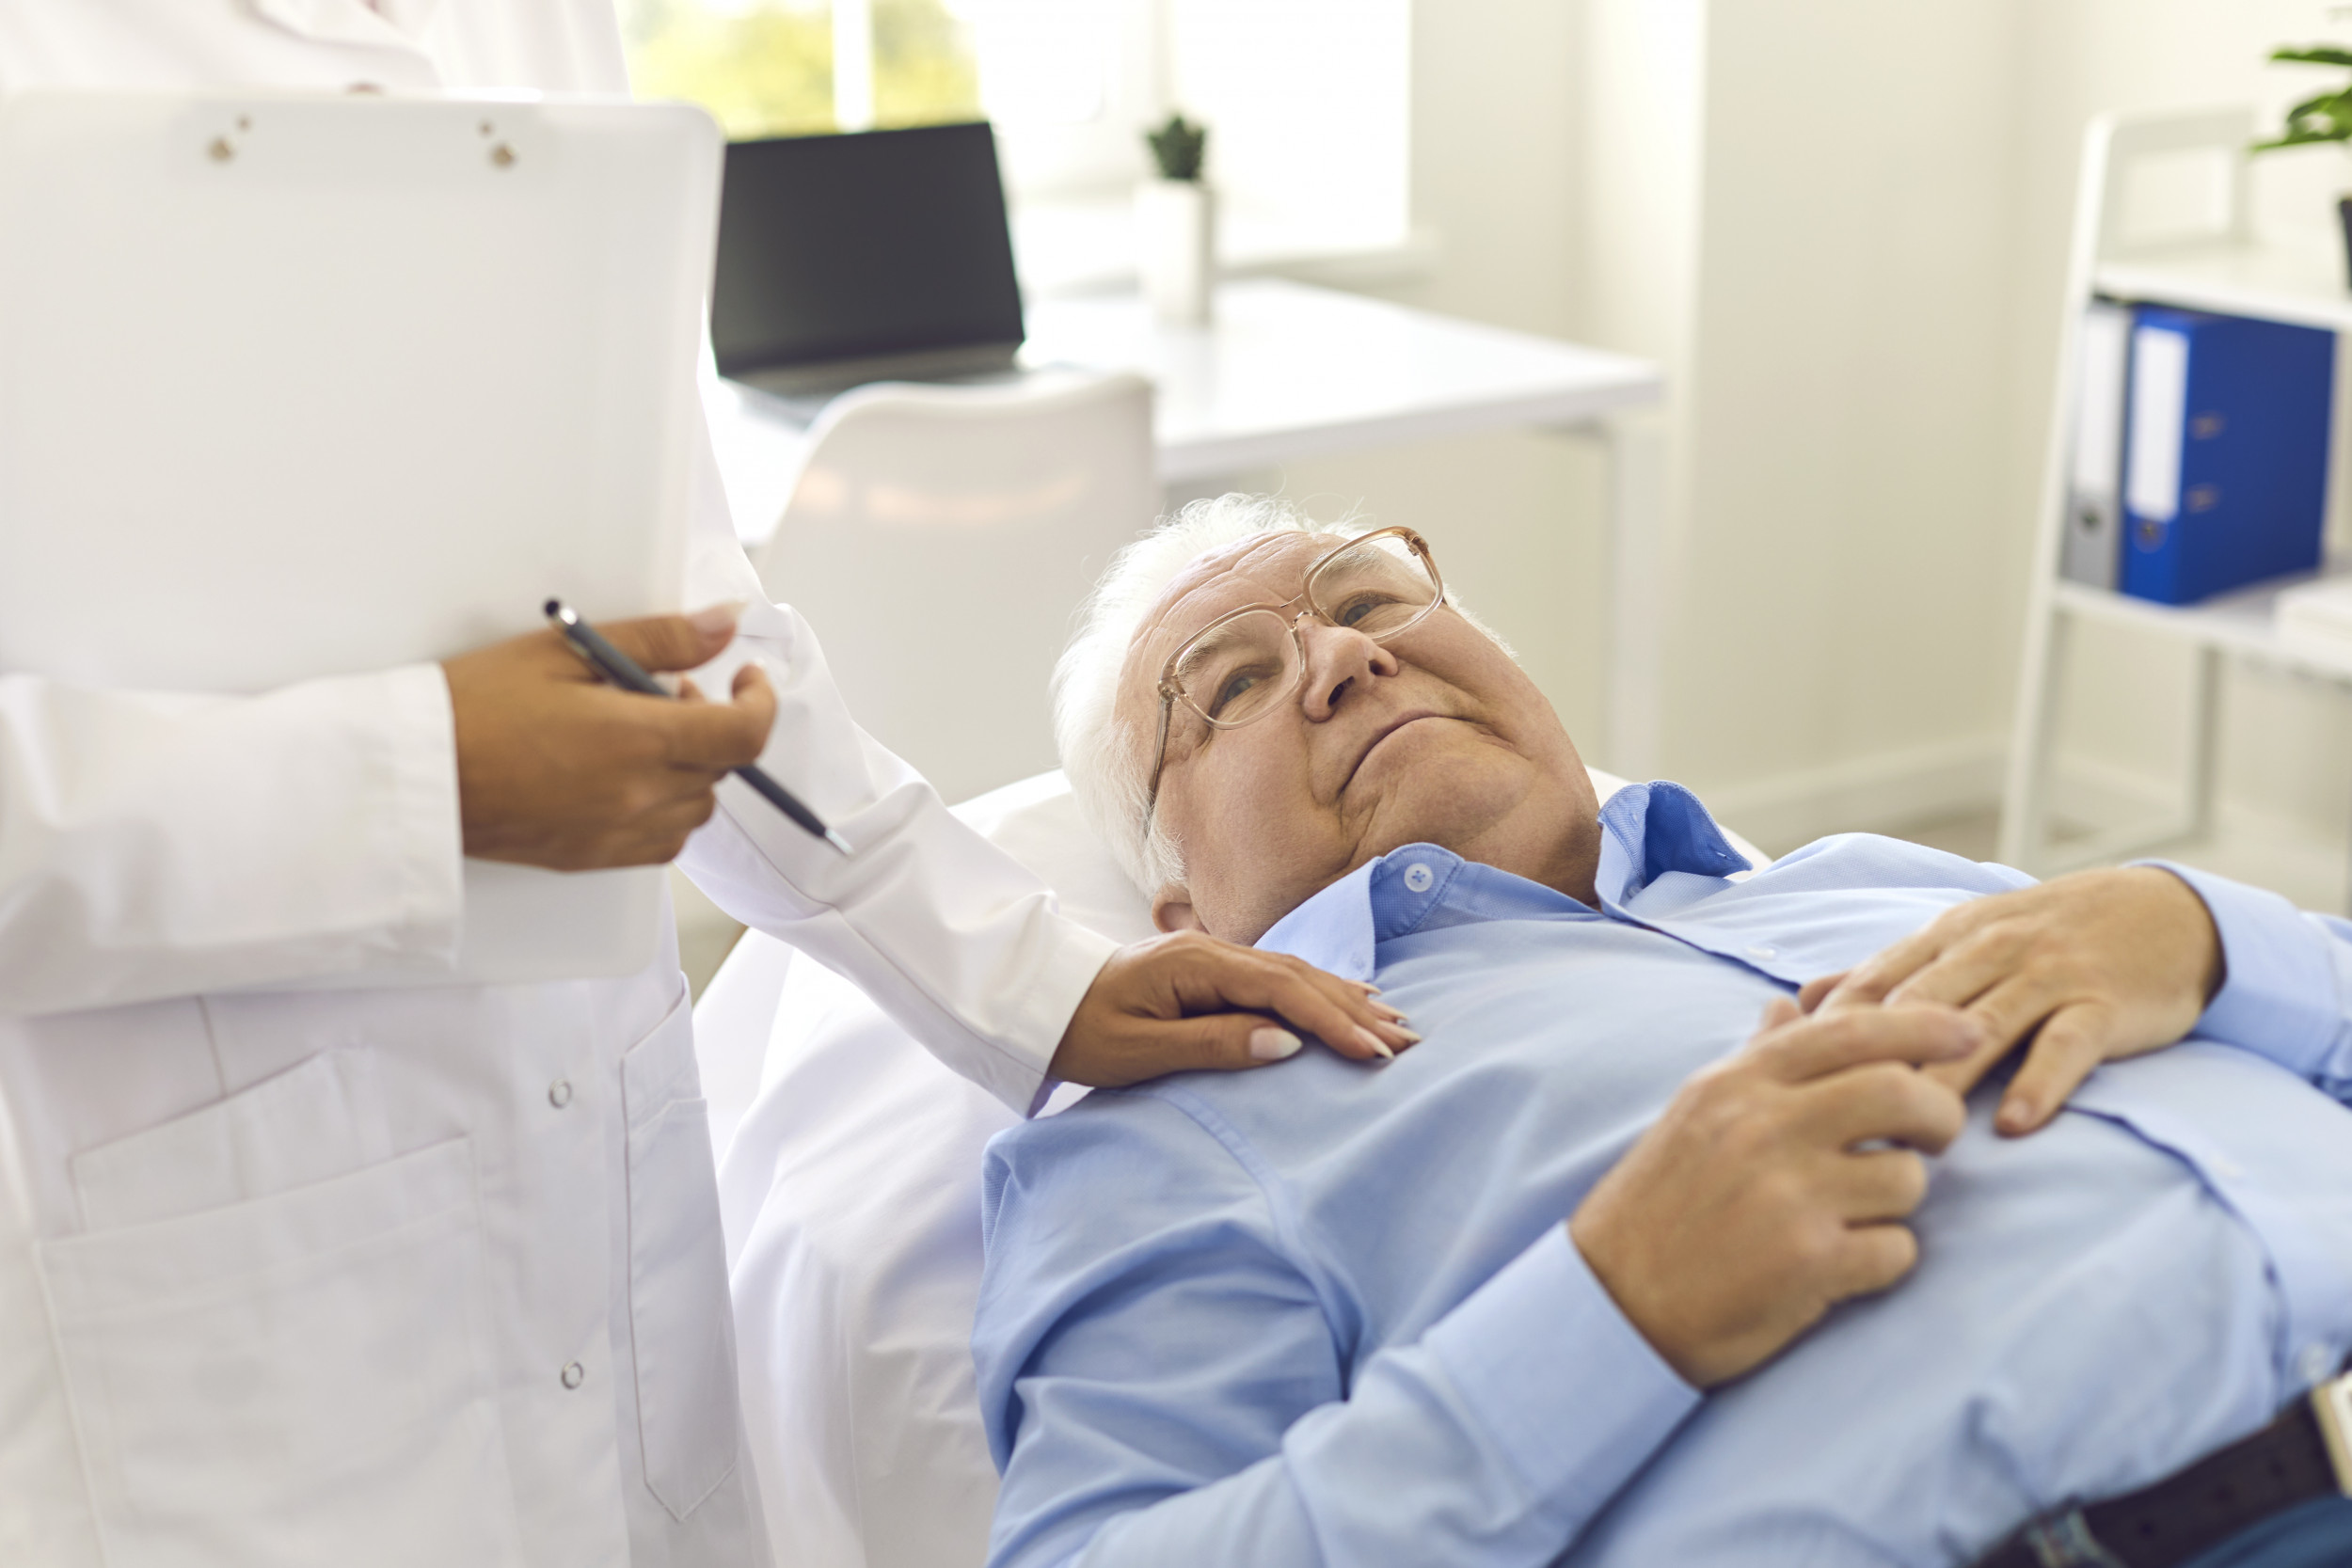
[1134,179,1216,326]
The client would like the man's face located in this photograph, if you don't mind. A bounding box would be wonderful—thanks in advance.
[1118,531,1603,943]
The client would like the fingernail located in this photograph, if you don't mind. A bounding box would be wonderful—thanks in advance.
[1369,1002,1410,1023]
[1997,1093,2032,1130]
[1354,1026,1396,1061]
[1249,1028,1303,1062]
[688,603,742,639]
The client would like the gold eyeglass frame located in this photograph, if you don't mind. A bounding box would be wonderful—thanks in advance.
[1142,525,1446,824]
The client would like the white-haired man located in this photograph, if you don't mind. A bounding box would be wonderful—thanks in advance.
[974,496,2352,1568]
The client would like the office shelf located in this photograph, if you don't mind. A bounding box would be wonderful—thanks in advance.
[2002,107,2352,884]
[2095,243,2352,333]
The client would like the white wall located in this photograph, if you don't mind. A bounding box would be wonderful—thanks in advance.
[1264,0,1613,754]
[1273,0,2352,869]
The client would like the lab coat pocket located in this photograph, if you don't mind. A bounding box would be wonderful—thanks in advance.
[622,985,741,1520]
[38,1137,527,1568]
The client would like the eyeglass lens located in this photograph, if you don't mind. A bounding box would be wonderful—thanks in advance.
[1169,535,1439,728]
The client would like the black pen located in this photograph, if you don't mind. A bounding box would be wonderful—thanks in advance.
[544,599,853,857]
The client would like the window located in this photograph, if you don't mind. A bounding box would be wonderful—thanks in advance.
[620,0,1412,290]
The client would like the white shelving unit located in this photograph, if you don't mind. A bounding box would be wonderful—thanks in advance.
[2001,107,2352,879]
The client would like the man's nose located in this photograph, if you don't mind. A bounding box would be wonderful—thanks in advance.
[1297,620,1400,721]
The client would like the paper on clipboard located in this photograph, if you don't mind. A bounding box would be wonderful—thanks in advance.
[0,90,723,986]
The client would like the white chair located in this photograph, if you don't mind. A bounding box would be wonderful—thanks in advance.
[749,371,1156,806]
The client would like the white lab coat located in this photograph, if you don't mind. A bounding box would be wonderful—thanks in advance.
[0,5,1119,1566]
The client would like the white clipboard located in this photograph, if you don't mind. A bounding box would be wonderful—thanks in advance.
[0,90,723,986]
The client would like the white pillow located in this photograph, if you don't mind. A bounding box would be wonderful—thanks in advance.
[712,768,1762,1568]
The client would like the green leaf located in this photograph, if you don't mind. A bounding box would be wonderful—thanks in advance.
[2271,43,2352,67]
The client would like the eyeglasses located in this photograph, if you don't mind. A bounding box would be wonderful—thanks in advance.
[1143,526,1446,822]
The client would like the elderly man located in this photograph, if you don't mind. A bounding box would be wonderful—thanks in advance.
[973,497,2352,1568]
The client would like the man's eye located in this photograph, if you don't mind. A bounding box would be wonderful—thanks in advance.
[1336,593,1401,628]
[1208,668,1263,718]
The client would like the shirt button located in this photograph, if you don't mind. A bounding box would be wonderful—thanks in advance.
[1746,943,1777,960]
[1403,863,1436,894]
[561,1360,585,1390]
[2299,1343,2337,1386]
[548,1078,573,1109]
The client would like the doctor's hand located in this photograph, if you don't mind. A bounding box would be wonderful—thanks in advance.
[1797,867,2222,1137]
[442,609,776,871]
[1048,931,1420,1087]
[1568,999,1975,1387]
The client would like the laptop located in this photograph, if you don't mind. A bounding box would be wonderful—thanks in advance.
[712,121,1025,411]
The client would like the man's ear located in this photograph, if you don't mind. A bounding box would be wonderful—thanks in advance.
[1152,887,1204,934]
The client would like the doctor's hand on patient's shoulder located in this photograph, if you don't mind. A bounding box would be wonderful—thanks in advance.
[1797,867,2223,1138]
[441,608,775,870]
[1569,1000,1976,1387]
[1047,931,1420,1087]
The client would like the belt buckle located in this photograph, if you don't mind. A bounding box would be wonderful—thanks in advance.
[2317,1370,2352,1497]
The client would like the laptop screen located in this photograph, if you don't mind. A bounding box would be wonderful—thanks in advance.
[710,121,1025,378]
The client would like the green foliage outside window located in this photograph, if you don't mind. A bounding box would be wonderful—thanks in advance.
[619,0,982,142]
[873,0,983,130]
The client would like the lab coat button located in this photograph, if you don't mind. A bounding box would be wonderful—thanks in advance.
[1403,863,1436,894]
[548,1078,573,1109]
[1746,943,1777,960]
[2300,1343,2336,1386]
[560,1361,585,1390]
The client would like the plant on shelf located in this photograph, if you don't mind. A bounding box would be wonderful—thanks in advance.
[2255,42,2352,286]
[2254,43,2352,150]
[1136,112,1214,325]
[1146,113,1207,182]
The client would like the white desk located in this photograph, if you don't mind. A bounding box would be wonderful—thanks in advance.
[706,278,1668,771]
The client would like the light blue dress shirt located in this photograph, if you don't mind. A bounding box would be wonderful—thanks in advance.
[975,783,2352,1568]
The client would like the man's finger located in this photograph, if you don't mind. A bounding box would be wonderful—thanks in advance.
[1752,1006,1983,1085]
[1818,927,1945,1011]
[1994,1004,2111,1136]
[1880,927,2024,1014]
[1797,972,1847,1013]
[1829,1222,1921,1300]
[1797,1061,1968,1155]
[1822,1148,1932,1223]
[596,608,740,674]
[1918,1029,2020,1102]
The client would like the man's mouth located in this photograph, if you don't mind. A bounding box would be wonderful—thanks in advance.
[1346,709,1448,786]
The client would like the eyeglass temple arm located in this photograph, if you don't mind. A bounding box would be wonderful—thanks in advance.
[1142,687,1176,825]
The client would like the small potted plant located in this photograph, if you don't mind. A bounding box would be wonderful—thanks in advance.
[2253,43,2352,286]
[1135,112,1214,325]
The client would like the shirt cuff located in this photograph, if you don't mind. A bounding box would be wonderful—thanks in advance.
[384,663,465,956]
[2138,861,2342,1082]
[1422,1224,1699,1520]
[1013,920,1122,1117]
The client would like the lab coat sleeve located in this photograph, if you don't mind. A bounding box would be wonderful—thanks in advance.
[973,1095,1700,1568]
[673,423,1119,1116]
[2146,861,2352,1102]
[0,665,464,1014]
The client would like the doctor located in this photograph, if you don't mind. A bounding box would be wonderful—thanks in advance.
[0,5,1413,1567]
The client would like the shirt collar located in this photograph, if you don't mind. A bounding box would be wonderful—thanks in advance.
[1255,780,1750,980]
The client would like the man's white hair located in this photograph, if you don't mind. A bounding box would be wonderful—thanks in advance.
[1054,493,1505,895]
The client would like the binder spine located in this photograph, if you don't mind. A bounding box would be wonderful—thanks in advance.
[2062,300,2131,589]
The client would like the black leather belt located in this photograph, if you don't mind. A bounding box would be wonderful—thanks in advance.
[1974,1369,2352,1568]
